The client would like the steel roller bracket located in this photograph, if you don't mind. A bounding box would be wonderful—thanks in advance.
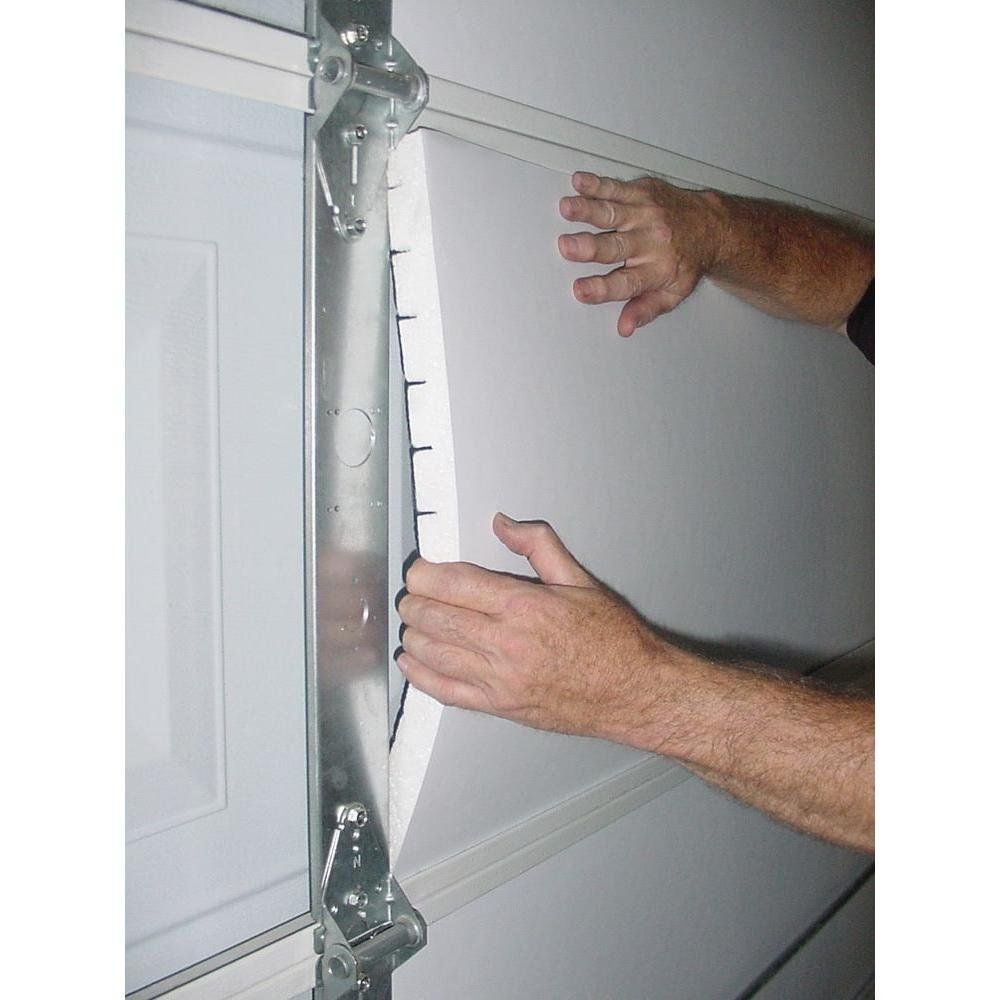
[314,803,426,998]
[308,0,428,241]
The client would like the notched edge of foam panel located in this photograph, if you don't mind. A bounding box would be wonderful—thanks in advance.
[387,130,461,864]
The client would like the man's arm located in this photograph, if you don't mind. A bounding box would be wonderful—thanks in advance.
[397,515,874,854]
[558,172,874,336]
[650,666,874,854]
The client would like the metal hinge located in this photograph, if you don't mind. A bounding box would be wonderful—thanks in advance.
[307,1,428,240]
[314,803,426,999]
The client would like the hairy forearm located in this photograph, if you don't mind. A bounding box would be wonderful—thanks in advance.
[622,649,875,853]
[701,191,874,330]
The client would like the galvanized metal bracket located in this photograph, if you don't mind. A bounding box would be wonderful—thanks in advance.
[305,2,427,997]
[308,1,428,240]
[314,803,426,998]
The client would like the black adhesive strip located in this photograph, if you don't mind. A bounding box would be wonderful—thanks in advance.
[388,245,421,754]
[389,680,410,751]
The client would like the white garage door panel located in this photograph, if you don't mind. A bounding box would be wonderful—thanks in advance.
[398,0,873,217]
[125,73,308,992]
[393,131,873,878]
[126,234,227,842]
[396,780,871,1000]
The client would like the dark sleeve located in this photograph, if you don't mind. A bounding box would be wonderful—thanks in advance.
[846,280,874,365]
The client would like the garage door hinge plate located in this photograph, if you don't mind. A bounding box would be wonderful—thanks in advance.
[308,0,428,240]
[313,802,425,999]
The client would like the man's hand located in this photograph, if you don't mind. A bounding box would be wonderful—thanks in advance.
[397,513,875,853]
[397,513,677,745]
[558,171,724,337]
[559,170,875,335]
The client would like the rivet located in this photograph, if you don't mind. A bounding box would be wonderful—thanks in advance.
[347,805,368,827]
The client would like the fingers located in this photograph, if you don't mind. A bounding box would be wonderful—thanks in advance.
[493,513,592,587]
[405,558,516,614]
[572,262,662,305]
[571,172,651,204]
[397,653,488,711]
[397,593,496,651]
[400,627,486,681]
[559,194,643,231]
[618,287,688,337]
[559,173,654,230]
[558,229,640,265]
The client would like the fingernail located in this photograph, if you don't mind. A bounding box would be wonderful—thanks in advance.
[560,234,578,254]
[396,654,409,674]
[495,512,516,526]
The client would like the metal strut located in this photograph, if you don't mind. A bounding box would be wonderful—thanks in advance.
[305,2,428,998]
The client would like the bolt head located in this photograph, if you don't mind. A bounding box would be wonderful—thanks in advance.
[354,125,368,141]
[341,23,370,46]
[357,973,372,992]
[346,805,368,826]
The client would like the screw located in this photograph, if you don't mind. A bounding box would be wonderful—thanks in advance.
[358,973,372,992]
[345,218,367,237]
[346,890,368,907]
[346,805,368,827]
[341,23,369,46]
[343,124,368,146]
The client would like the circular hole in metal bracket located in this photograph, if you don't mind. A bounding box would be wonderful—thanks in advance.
[333,407,376,467]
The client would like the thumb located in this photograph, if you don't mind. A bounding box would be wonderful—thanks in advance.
[493,513,592,587]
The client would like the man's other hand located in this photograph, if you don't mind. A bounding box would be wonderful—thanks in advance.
[558,172,724,337]
[397,513,676,745]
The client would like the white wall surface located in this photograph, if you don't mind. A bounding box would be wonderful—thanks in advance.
[396,780,870,1000]
[395,0,874,217]
[125,73,309,992]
